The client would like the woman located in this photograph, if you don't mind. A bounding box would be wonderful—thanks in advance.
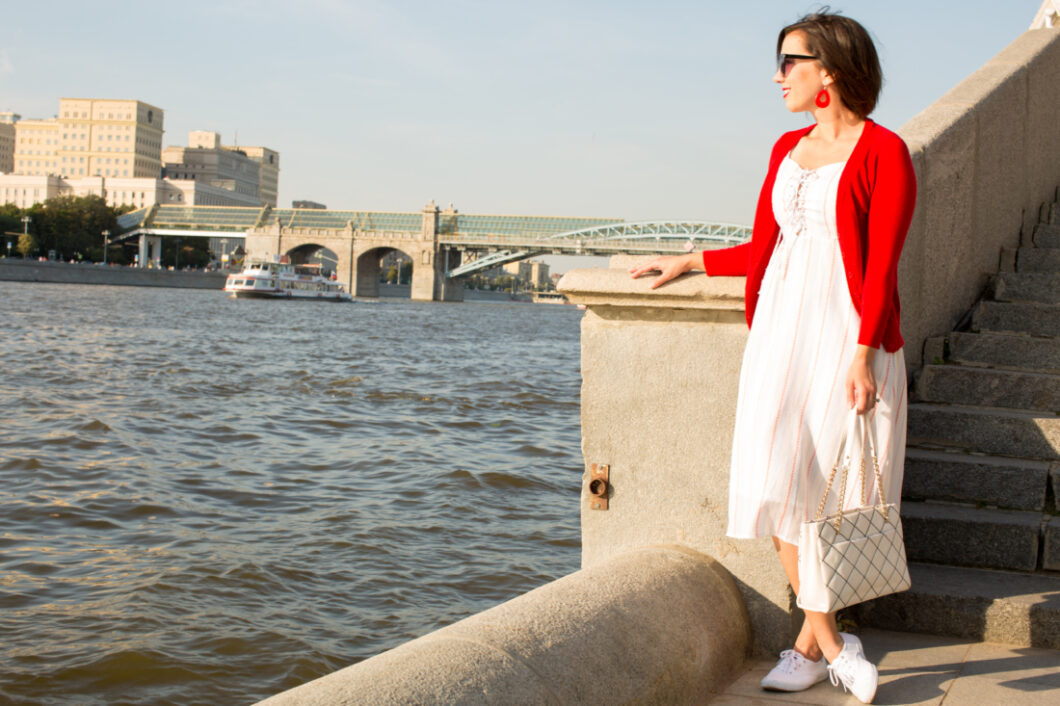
[630,11,916,705]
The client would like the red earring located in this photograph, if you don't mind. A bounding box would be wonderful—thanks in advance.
[815,89,831,108]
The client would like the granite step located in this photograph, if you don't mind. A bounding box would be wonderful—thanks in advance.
[851,562,1060,649]
[902,447,1051,511]
[915,364,1060,412]
[992,272,1060,304]
[899,501,1043,571]
[939,332,1060,373]
[1033,223,1060,248]
[1015,246,1060,272]
[907,402,1060,460]
[1050,202,1060,225]
[971,300,1060,337]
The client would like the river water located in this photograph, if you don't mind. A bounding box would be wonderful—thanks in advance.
[0,282,584,705]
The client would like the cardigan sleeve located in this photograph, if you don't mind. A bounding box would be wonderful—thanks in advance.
[858,134,917,348]
[702,242,751,276]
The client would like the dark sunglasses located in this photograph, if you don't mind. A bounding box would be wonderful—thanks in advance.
[777,53,818,77]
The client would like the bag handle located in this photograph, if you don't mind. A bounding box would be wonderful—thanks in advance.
[814,410,888,529]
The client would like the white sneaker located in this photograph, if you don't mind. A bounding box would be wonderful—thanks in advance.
[827,641,879,703]
[760,649,829,691]
[840,632,865,657]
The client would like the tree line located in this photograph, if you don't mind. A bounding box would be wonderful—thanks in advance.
[0,195,210,267]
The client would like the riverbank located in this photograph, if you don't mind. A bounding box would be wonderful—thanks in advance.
[378,282,531,302]
[0,260,539,300]
[0,258,228,289]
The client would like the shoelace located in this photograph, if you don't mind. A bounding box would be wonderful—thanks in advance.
[776,649,805,673]
[827,660,852,691]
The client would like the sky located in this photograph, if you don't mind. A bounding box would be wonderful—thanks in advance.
[0,1,1045,256]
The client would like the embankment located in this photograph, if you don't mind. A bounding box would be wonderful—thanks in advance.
[0,259,228,289]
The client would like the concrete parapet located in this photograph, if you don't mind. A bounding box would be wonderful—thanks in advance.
[897,27,1060,368]
[256,546,749,705]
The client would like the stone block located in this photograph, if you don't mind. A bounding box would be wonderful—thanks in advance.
[900,501,1041,571]
[1033,224,1060,248]
[907,402,1060,460]
[902,447,1050,511]
[1045,517,1060,571]
[993,272,1060,304]
[948,331,1060,373]
[853,562,1060,649]
[915,364,1060,412]
[972,300,1060,337]
[1017,246,1060,272]
[922,336,946,366]
[558,265,800,657]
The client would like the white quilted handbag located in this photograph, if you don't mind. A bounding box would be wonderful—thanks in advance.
[797,410,911,613]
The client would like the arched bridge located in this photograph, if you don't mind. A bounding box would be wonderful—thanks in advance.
[116,202,750,301]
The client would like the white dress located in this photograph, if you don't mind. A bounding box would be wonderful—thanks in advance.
[725,154,908,546]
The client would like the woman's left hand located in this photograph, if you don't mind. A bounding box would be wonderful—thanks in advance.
[846,346,877,414]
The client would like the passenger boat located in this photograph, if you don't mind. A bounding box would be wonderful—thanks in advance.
[531,291,570,305]
[224,258,352,301]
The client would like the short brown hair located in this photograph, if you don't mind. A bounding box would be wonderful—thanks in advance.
[777,10,882,119]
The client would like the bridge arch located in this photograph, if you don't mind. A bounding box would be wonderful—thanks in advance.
[285,243,339,278]
[355,245,415,298]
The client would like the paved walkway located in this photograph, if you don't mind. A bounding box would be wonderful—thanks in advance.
[711,629,1060,705]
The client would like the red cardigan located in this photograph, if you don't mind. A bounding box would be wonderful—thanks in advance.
[702,119,917,352]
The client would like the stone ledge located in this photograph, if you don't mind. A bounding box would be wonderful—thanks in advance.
[557,257,746,313]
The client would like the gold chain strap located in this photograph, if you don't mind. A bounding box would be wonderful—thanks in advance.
[815,412,887,530]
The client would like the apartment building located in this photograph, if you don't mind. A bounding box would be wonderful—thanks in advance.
[164,131,279,207]
[13,98,165,179]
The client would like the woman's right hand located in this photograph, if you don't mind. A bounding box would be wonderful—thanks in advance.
[628,253,701,289]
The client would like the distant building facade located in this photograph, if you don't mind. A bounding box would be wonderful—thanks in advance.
[503,259,551,288]
[292,200,326,209]
[0,112,19,174]
[163,131,279,206]
[13,98,165,179]
[163,131,261,202]
[227,145,279,206]
[0,172,262,209]
[12,117,59,176]
[1,99,279,209]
